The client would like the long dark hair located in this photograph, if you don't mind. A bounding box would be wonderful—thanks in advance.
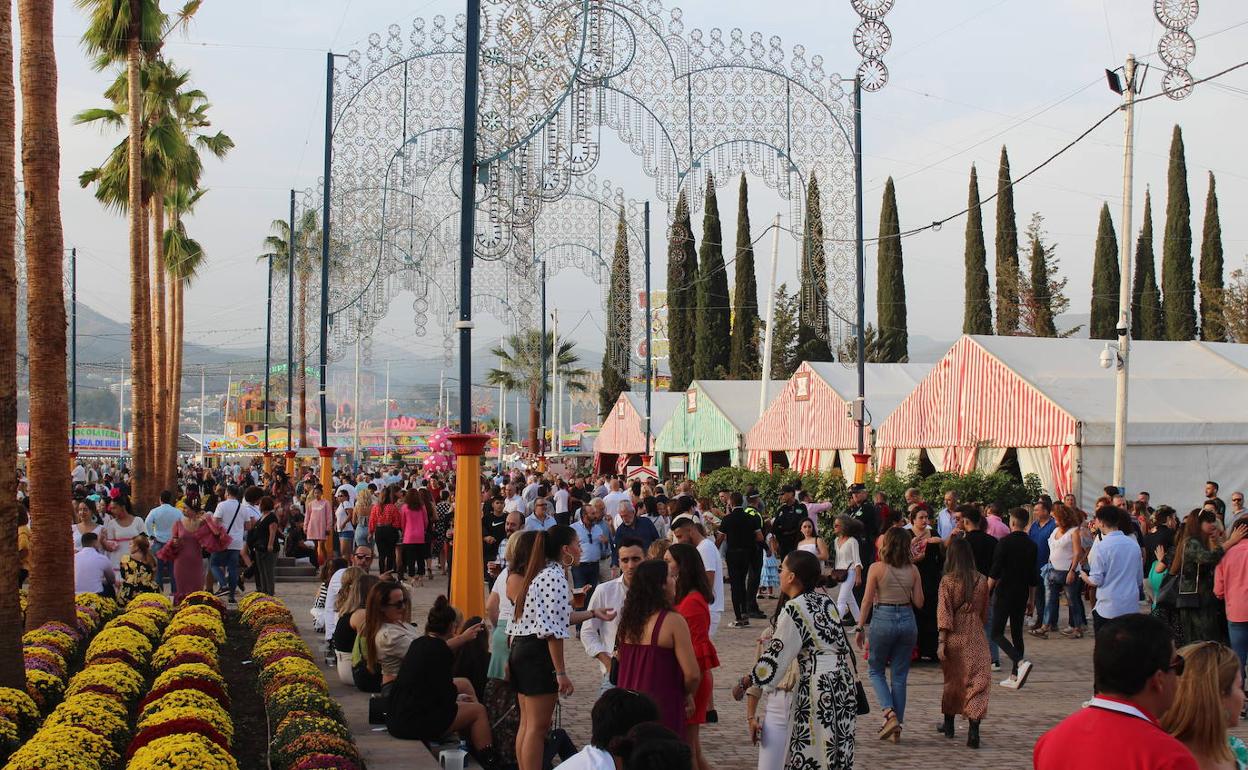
[617,560,672,645]
[666,543,712,603]
[513,525,576,621]
[1171,509,1218,576]
[942,537,978,611]
[363,580,404,673]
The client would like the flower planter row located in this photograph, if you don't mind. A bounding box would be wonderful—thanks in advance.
[1,591,176,770]
[239,593,362,770]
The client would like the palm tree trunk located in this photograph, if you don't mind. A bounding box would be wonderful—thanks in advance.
[137,199,155,510]
[19,0,74,628]
[167,277,183,483]
[125,10,150,516]
[297,273,309,448]
[151,194,167,493]
[0,0,26,684]
[528,398,539,453]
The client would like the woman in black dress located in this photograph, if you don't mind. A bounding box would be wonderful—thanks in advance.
[386,595,497,766]
[908,505,944,661]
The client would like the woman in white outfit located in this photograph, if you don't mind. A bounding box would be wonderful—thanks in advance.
[744,621,797,770]
[832,515,863,624]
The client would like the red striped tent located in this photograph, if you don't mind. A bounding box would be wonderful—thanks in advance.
[876,335,1248,509]
[593,392,683,474]
[744,362,930,473]
[654,380,784,479]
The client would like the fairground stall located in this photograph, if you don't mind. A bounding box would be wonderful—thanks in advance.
[875,335,1248,509]
[593,392,683,474]
[655,380,783,479]
[744,361,930,473]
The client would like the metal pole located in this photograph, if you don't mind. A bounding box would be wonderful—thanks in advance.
[70,248,77,453]
[119,375,126,463]
[353,334,361,472]
[759,214,781,417]
[1113,55,1137,492]
[319,53,334,449]
[288,189,296,444]
[224,369,233,432]
[383,360,391,462]
[264,243,273,453]
[498,369,505,470]
[552,307,560,449]
[540,260,548,457]
[456,0,482,435]
[644,202,652,454]
[198,367,204,463]
[438,370,445,428]
[853,77,867,458]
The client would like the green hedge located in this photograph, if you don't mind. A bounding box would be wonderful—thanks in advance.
[694,465,1042,523]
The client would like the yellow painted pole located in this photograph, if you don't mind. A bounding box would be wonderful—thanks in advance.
[448,434,490,619]
[284,450,297,477]
[68,451,77,476]
[853,453,870,485]
[262,451,274,476]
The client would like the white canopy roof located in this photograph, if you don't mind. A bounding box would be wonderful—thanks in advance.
[806,362,932,426]
[623,392,684,438]
[695,379,786,432]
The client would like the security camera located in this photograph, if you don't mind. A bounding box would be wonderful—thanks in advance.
[1099,344,1114,370]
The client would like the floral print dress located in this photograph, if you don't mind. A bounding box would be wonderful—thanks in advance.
[747,590,857,769]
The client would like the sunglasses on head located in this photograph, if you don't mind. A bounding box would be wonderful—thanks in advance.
[1163,654,1186,677]
[354,552,373,560]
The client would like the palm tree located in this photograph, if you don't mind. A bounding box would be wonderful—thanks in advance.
[0,0,25,684]
[20,0,75,629]
[75,0,199,509]
[486,330,589,452]
[259,209,321,449]
[163,183,207,485]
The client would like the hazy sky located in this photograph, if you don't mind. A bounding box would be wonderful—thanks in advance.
[34,0,1248,378]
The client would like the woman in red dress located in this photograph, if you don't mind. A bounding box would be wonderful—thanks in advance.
[665,542,719,770]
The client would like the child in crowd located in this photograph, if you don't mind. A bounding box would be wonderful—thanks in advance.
[759,529,780,600]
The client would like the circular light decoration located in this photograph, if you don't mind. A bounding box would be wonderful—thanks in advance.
[850,0,893,91]
[1155,0,1198,100]
[1153,0,1199,31]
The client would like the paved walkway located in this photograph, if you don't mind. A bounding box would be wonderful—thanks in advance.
[275,578,1248,769]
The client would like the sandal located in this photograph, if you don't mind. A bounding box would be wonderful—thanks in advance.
[1059,627,1084,639]
[1028,626,1050,639]
[878,710,900,740]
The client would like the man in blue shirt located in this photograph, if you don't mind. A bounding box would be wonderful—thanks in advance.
[1082,505,1144,633]
[1028,498,1057,631]
[524,498,558,531]
[147,490,183,594]
[571,503,611,597]
[613,501,659,555]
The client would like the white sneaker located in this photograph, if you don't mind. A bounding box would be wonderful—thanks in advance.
[1016,660,1033,689]
[999,676,1019,689]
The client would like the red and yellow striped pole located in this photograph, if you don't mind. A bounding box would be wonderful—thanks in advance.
[448,433,491,619]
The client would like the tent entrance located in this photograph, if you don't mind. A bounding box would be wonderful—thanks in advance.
[700,450,732,475]
[769,451,789,470]
[998,448,1023,482]
[594,453,619,475]
[917,449,937,477]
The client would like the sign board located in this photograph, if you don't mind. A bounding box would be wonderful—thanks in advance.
[627,465,659,483]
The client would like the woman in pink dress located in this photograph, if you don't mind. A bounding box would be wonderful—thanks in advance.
[665,543,719,770]
[399,488,427,582]
[166,501,225,603]
[305,483,334,565]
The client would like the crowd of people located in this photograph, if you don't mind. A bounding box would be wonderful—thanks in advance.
[34,457,1248,769]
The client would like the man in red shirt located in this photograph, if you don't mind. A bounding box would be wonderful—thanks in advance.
[1034,614,1197,769]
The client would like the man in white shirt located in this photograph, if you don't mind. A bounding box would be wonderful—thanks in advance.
[71,462,88,484]
[671,514,725,636]
[936,490,959,540]
[583,539,645,694]
[503,483,526,516]
[556,688,660,770]
[74,533,116,596]
[602,479,630,526]
[554,480,571,519]
[210,485,251,603]
[325,545,376,644]
[522,474,541,507]
[335,478,357,505]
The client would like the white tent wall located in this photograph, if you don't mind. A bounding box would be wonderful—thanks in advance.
[1017,447,1056,500]
[975,447,1008,473]
[1078,443,1248,512]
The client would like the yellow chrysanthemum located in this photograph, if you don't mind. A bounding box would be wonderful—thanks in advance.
[137,704,234,743]
[151,663,225,692]
[127,733,238,770]
[138,689,229,725]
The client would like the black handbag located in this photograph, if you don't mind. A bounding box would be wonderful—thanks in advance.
[1155,572,1179,608]
[838,624,871,716]
[1176,564,1202,610]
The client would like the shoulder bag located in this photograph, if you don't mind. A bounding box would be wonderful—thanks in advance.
[1176,563,1202,610]
[835,620,871,716]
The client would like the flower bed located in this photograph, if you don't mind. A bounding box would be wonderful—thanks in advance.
[125,591,236,770]
[240,594,362,770]
[2,593,171,770]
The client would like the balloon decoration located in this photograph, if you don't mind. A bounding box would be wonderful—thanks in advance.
[424,427,455,475]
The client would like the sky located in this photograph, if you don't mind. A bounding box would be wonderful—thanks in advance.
[31,0,1248,382]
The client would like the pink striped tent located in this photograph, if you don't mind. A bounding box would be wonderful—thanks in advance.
[744,362,930,473]
[592,393,683,474]
[876,335,1248,509]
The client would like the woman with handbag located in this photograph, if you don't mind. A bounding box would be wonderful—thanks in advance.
[162,501,225,604]
[831,515,863,625]
[909,506,945,661]
[856,527,922,744]
[1035,503,1087,639]
[732,549,860,769]
[1172,508,1243,645]
[935,537,992,749]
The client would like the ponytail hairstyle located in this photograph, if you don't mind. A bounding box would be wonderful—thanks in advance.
[426,595,461,636]
[513,525,577,621]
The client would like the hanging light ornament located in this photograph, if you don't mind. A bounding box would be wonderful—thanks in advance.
[1155,0,1199,100]
[850,0,894,91]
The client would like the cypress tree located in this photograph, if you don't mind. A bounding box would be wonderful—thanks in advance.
[1199,172,1225,341]
[728,174,761,378]
[994,146,1020,334]
[1089,203,1120,340]
[1028,220,1057,337]
[963,165,992,335]
[599,208,631,418]
[1132,189,1163,340]
[876,177,908,361]
[1162,125,1195,340]
[769,283,801,380]
[666,189,698,391]
[694,173,731,379]
[797,173,834,362]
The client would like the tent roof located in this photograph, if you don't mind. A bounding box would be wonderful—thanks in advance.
[968,335,1248,430]
[806,362,932,423]
[695,379,785,432]
[623,392,684,438]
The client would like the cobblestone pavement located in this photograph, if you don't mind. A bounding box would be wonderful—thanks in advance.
[274,576,1248,769]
